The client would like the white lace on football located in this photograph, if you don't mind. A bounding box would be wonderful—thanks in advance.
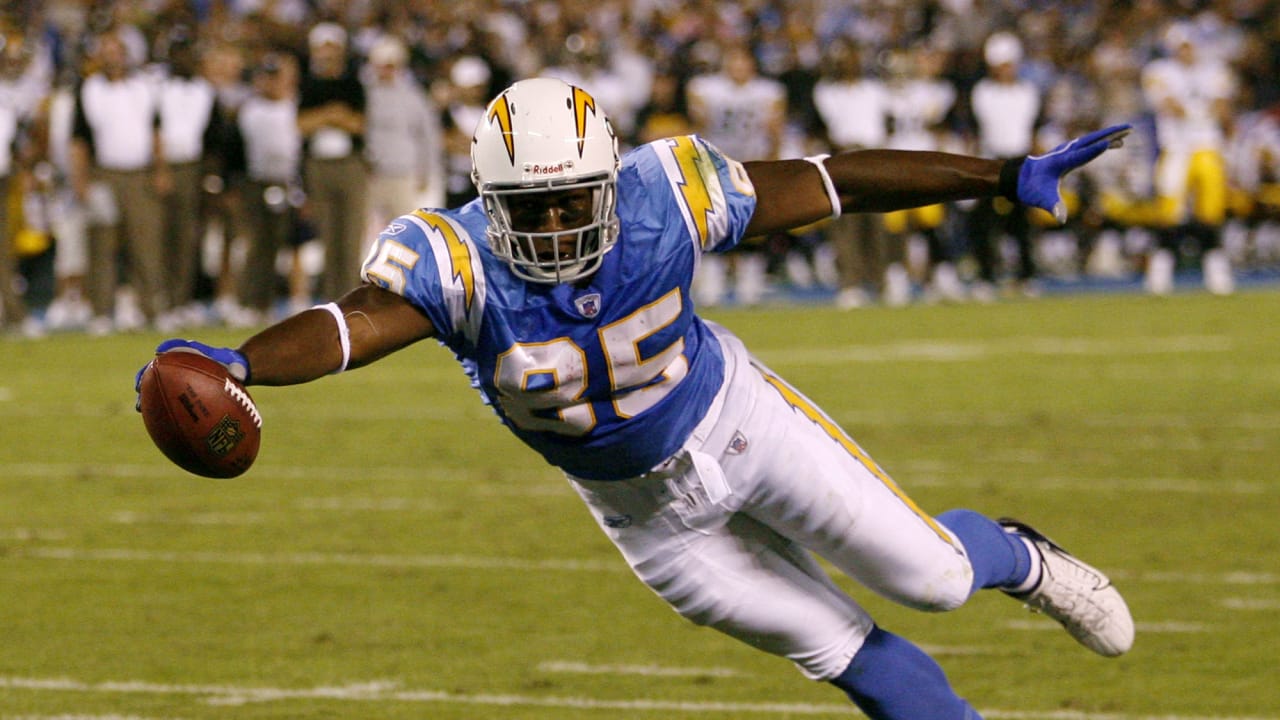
[223,378,263,428]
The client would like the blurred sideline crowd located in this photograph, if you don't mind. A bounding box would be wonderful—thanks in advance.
[1,0,1279,339]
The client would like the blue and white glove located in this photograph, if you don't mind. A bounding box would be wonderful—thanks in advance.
[134,339,251,411]
[1000,124,1132,224]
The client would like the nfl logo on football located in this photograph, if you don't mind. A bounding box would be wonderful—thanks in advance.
[205,415,246,457]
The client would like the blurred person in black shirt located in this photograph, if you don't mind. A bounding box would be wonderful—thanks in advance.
[297,22,367,302]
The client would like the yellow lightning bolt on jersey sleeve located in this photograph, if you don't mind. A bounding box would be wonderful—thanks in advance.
[392,209,486,345]
[665,136,718,248]
[414,210,476,313]
[653,135,753,252]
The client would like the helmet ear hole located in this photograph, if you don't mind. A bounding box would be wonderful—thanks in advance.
[471,78,621,284]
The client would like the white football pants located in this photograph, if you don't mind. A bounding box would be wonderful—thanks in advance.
[568,322,974,680]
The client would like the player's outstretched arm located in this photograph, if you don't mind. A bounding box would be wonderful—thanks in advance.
[743,124,1130,235]
[137,284,436,394]
[743,151,1002,236]
[237,284,436,385]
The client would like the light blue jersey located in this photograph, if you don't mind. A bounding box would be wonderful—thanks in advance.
[360,136,757,480]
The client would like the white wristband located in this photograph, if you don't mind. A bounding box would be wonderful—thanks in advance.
[313,302,350,374]
[804,154,841,220]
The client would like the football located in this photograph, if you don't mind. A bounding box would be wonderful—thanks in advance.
[137,351,262,478]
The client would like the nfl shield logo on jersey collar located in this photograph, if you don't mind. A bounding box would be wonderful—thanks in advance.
[574,292,602,318]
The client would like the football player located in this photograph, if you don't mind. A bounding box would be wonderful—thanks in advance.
[1140,21,1238,295]
[141,78,1134,720]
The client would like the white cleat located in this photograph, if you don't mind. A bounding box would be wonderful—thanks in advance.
[1000,519,1135,657]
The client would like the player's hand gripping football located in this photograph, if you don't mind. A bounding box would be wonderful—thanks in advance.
[134,339,250,411]
[135,339,262,478]
[1008,124,1132,224]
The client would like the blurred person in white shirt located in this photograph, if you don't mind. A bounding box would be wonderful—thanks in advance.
[968,31,1042,300]
[884,42,964,303]
[812,39,898,309]
[155,28,223,330]
[687,43,786,307]
[235,52,302,323]
[70,30,171,334]
[363,36,443,235]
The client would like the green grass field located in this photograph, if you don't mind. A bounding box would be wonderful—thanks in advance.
[2,289,1277,719]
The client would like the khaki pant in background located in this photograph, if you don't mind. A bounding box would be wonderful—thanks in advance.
[238,179,295,312]
[86,167,166,323]
[304,155,369,300]
[163,160,206,309]
[826,212,900,293]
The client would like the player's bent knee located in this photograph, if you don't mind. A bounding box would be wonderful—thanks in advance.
[637,560,875,680]
[888,570,972,613]
[871,536,974,612]
[919,580,971,613]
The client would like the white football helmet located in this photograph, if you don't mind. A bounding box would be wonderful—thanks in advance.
[471,78,620,284]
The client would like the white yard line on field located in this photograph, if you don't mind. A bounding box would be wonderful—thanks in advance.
[3,676,848,714]
[1219,597,1280,610]
[5,462,1269,500]
[108,511,267,526]
[834,410,1280,431]
[0,528,68,541]
[20,546,622,573]
[101,495,523,528]
[537,648,999,678]
[759,335,1233,366]
[1128,570,1279,585]
[3,715,187,720]
[902,475,1271,495]
[537,661,747,678]
[294,497,437,511]
[0,401,471,421]
[0,462,563,486]
[1006,619,1211,633]
[0,675,1273,719]
[16,547,1280,586]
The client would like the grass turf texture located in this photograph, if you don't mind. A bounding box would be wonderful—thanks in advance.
[1,290,1276,719]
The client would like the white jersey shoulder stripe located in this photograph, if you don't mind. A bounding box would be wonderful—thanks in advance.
[404,210,487,345]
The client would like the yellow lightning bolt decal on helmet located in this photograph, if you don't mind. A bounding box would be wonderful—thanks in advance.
[487,94,516,166]
[571,86,597,158]
[415,210,475,313]
[667,136,716,249]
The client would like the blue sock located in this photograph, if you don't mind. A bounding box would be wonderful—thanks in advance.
[937,508,1033,595]
[831,626,983,720]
